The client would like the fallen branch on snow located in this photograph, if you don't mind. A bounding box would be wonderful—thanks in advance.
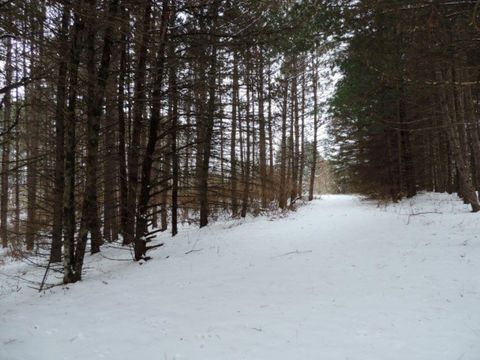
[185,248,203,255]
[276,249,312,257]
[407,211,443,224]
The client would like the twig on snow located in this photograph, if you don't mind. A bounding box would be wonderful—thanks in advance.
[185,248,203,255]
[276,249,312,257]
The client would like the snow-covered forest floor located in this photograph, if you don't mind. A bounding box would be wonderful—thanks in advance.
[1,193,479,360]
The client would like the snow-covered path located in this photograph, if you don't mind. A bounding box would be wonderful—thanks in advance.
[1,194,480,360]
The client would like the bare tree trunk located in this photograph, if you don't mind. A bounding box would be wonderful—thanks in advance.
[279,66,288,209]
[74,0,118,279]
[26,2,46,251]
[1,32,12,249]
[117,1,129,243]
[290,69,298,203]
[63,0,87,283]
[103,58,118,242]
[134,0,171,259]
[230,54,239,216]
[125,0,151,245]
[50,1,70,261]
[168,11,178,237]
[199,43,217,226]
[298,70,306,197]
[160,153,169,231]
[241,62,251,218]
[267,62,274,201]
[197,4,219,227]
[14,57,20,247]
[308,55,318,201]
[257,50,267,209]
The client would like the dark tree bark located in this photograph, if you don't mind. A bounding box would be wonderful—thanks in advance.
[134,0,171,260]
[308,55,318,201]
[50,1,70,262]
[63,0,87,283]
[14,53,20,247]
[197,2,220,228]
[125,0,151,245]
[257,49,267,209]
[26,1,46,251]
[298,71,306,197]
[230,53,239,216]
[168,9,179,237]
[1,31,12,249]
[117,0,129,243]
[289,69,298,204]
[267,61,274,201]
[103,54,118,243]
[241,62,251,218]
[71,0,119,281]
[435,68,480,212]
[279,67,288,210]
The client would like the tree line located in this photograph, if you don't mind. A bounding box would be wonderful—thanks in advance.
[0,0,332,283]
[329,0,480,211]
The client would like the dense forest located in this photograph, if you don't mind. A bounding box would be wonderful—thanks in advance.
[1,0,480,284]
[0,0,336,283]
[329,1,480,211]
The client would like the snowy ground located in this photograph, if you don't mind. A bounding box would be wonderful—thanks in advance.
[1,193,480,360]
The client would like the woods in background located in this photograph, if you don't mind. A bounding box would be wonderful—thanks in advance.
[0,0,331,283]
[329,1,480,211]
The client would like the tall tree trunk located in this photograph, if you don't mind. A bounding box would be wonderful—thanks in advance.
[74,0,119,280]
[26,1,46,251]
[309,55,318,201]
[134,0,171,259]
[103,56,118,243]
[298,70,306,197]
[230,54,239,216]
[279,67,288,209]
[125,0,151,245]
[267,62,274,201]
[1,31,12,249]
[197,5,219,227]
[50,1,70,261]
[290,70,298,203]
[117,1,129,243]
[168,11,178,237]
[14,56,20,247]
[257,50,267,209]
[63,0,87,283]
[241,63,251,218]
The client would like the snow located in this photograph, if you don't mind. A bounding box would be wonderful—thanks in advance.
[1,193,480,360]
